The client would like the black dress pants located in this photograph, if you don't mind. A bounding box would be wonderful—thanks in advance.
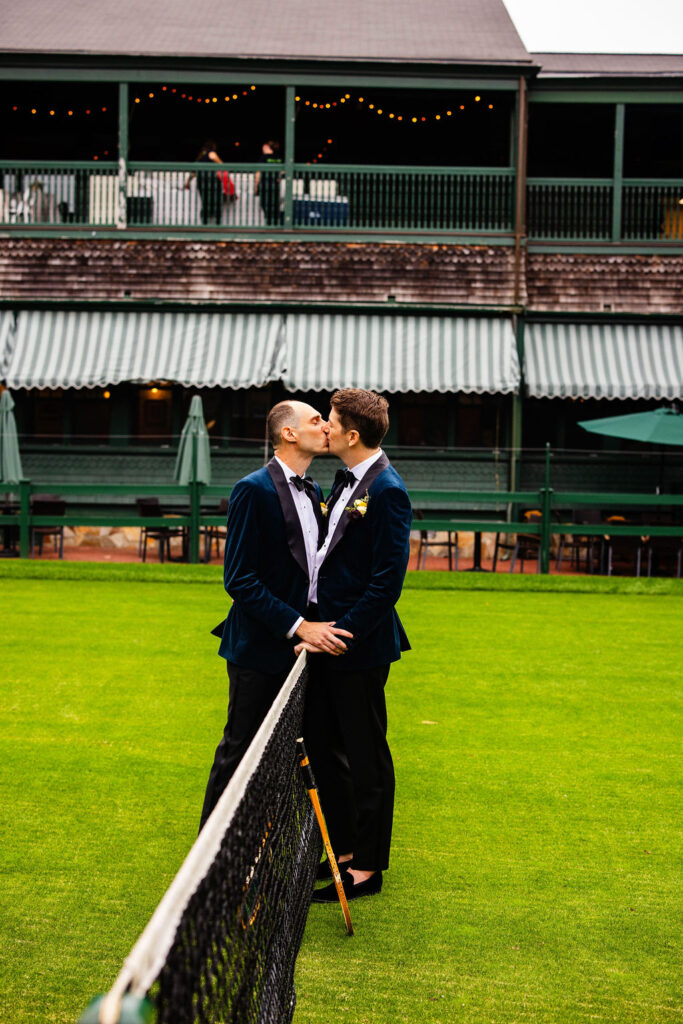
[304,661,394,872]
[198,661,290,831]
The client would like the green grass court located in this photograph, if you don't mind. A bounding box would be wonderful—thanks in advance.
[1,564,681,1023]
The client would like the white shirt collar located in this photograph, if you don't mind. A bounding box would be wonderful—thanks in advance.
[274,455,305,483]
[342,449,383,485]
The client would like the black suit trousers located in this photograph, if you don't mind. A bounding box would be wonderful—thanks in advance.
[304,660,394,872]
[198,661,290,831]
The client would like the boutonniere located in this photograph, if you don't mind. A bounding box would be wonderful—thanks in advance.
[346,490,370,520]
[320,502,329,518]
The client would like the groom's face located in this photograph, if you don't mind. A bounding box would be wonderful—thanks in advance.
[291,402,329,456]
[326,407,349,457]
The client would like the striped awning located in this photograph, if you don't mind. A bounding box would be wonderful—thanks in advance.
[283,314,520,394]
[0,310,285,389]
[525,323,683,400]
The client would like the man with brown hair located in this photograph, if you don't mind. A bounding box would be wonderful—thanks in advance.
[304,389,412,902]
[199,399,352,830]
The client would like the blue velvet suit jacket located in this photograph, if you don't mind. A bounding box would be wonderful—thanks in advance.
[316,453,412,672]
[213,459,319,674]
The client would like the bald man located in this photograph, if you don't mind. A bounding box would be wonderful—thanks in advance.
[199,401,352,830]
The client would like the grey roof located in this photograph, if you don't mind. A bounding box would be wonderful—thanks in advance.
[0,0,532,64]
[533,52,683,78]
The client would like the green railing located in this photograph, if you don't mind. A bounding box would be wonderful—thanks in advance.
[527,177,683,241]
[0,161,515,234]
[2,476,682,574]
[2,161,681,240]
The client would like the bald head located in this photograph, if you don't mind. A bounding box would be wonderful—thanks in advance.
[267,400,324,451]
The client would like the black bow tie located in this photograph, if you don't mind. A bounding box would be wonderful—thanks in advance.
[333,468,356,490]
[290,475,317,496]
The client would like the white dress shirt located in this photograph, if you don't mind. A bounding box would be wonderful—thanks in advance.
[274,456,320,638]
[309,448,384,603]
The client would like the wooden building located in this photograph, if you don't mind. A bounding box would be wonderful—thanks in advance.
[0,0,682,494]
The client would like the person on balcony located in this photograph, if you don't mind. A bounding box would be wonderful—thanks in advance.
[185,139,224,225]
[254,140,283,226]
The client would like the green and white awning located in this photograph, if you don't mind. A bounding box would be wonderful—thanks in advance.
[283,314,520,394]
[525,322,683,400]
[1,310,285,389]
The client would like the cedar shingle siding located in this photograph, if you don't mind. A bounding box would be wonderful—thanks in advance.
[2,239,682,314]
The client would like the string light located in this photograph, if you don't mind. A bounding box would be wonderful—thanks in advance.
[295,91,495,124]
[9,87,492,126]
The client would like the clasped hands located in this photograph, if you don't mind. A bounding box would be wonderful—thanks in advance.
[294,620,353,657]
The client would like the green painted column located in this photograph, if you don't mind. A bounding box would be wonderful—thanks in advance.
[118,82,129,229]
[189,432,201,563]
[283,85,296,229]
[19,479,30,558]
[611,103,625,242]
[509,315,525,494]
[540,442,553,574]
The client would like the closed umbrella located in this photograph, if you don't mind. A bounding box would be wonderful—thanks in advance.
[0,388,23,485]
[174,395,212,484]
[578,407,683,447]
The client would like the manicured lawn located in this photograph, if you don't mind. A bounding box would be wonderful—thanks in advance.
[1,565,681,1023]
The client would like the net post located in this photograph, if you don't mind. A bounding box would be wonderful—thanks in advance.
[297,738,354,937]
[76,992,154,1024]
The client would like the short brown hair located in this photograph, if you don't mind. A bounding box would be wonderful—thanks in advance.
[330,389,389,449]
[266,401,296,449]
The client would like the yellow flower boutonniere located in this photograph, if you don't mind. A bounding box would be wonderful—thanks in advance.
[320,501,329,518]
[346,490,370,520]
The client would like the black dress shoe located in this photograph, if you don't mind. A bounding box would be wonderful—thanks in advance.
[311,870,382,903]
[316,857,353,881]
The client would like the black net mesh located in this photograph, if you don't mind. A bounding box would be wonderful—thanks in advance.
[150,660,321,1024]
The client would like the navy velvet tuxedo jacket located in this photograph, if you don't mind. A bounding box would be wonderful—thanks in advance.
[214,459,319,674]
[316,452,412,672]
[213,453,411,674]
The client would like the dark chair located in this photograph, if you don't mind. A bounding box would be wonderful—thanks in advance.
[493,510,542,573]
[555,509,603,574]
[645,535,683,578]
[203,498,229,562]
[414,511,458,570]
[492,530,515,571]
[30,494,66,558]
[137,498,186,563]
[508,510,543,573]
[602,515,648,577]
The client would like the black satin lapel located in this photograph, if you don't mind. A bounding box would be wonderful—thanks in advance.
[322,453,390,561]
[266,459,309,578]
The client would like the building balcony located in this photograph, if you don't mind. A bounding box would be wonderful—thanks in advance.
[2,161,681,245]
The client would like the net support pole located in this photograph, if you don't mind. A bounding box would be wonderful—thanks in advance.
[297,738,354,937]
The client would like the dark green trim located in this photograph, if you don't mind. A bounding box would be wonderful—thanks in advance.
[0,296,522,316]
[527,242,683,255]
[0,227,519,244]
[3,297,682,323]
[524,309,683,324]
[529,88,683,103]
[0,60,525,89]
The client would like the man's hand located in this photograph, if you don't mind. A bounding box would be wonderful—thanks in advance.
[295,620,353,656]
[294,640,320,656]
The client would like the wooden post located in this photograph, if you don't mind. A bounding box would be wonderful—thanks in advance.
[117,82,129,230]
[189,432,200,563]
[283,86,296,229]
[513,76,528,305]
[612,103,625,242]
[19,479,30,558]
[540,442,552,574]
[509,314,525,495]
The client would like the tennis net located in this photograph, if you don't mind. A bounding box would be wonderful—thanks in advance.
[85,651,320,1024]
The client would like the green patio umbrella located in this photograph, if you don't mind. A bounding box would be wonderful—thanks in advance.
[0,388,23,485]
[174,395,212,484]
[578,407,683,447]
